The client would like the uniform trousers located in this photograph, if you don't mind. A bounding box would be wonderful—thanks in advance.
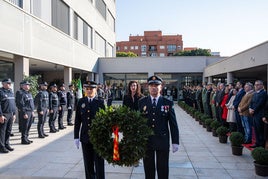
[81,142,105,179]
[143,149,169,179]
[67,108,73,124]
[20,111,33,142]
[49,108,58,131]
[37,108,48,136]
[253,113,265,147]
[58,105,65,128]
[0,113,13,149]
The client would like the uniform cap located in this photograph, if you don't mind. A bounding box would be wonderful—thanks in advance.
[40,81,48,86]
[83,81,97,88]
[50,83,57,87]
[21,80,31,85]
[59,83,65,87]
[147,75,163,85]
[2,78,12,83]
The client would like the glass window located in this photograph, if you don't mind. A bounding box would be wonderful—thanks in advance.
[159,53,165,57]
[159,45,165,49]
[130,46,134,50]
[167,45,176,52]
[135,46,138,50]
[124,46,128,50]
[107,43,114,57]
[96,0,106,19]
[107,10,115,32]
[9,0,23,8]
[95,32,106,56]
[141,45,146,52]
[52,0,70,35]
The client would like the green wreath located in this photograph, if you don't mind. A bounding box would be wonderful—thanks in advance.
[89,105,153,166]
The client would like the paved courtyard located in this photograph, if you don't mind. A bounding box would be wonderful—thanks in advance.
[0,102,266,179]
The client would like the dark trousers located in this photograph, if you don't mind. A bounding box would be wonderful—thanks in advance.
[0,113,13,148]
[235,110,244,135]
[81,142,105,179]
[67,108,73,124]
[253,114,265,147]
[49,108,58,131]
[58,105,65,128]
[37,109,48,136]
[143,149,169,179]
[21,111,33,142]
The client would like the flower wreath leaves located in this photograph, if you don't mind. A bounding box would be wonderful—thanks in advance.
[89,105,153,166]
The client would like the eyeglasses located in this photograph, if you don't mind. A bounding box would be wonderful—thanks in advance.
[85,87,94,90]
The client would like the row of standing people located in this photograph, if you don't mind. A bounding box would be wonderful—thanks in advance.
[0,79,76,153]
[183,80,268,149]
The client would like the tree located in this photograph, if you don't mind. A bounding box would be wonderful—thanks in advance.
[116,52,137,57]
[23,74,41,98]
[174,48,211,56]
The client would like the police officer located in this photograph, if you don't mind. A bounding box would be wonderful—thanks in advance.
[15,81,24,132]
[49,83,59,133]
[74,81,105,179]
[57,83,67,129]
[0,79,16,153]
[35,82,49,138]
[138,75,179,179]
[66,84,75,126]
[18,80,35,145]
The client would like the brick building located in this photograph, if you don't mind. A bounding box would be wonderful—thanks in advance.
[116,31,183,57]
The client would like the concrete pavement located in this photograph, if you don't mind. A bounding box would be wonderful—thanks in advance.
[0,102,266,179]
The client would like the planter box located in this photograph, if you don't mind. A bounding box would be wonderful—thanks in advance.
[254,161,268,176]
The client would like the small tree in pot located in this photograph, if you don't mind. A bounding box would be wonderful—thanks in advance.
[205,118,213,132]
[229,132,244,155]
[251,147,268,176]
[210,120,221,137]
[216,126,228,143]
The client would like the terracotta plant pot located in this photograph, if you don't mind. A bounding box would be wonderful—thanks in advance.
[254,161,268,176]
[231,145,243,156]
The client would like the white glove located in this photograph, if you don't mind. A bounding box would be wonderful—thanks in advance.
[74,139,80,149]
[172,144,179,153]
[68,107,72,110]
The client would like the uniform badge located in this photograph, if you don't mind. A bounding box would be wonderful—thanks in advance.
[81,103,85,108]
[161,106,164,112]
[143,105,147,111]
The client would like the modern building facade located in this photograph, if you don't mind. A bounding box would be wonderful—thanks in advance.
[116,31,183,57]
[0,0,116,91]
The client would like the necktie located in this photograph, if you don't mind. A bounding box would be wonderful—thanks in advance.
[89,98,92,103]
[152,98,156,107]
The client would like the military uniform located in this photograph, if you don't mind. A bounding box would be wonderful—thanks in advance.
[66,84,75,125]
[57,84,67,129]
[35,82,49,138]
[0,79,16,153]
[15,82,24,132]
[74,81,105,179]
[138,76,179,179]
[49,84,59,133]
[18,80,35,144]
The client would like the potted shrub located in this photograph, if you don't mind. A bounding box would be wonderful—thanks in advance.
[204,118,213,132]
[229,132,244,155]
[210,120,221,137]
[251,147,268,176]
[216,126,228,143]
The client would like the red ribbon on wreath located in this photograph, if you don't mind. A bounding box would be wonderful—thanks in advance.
[112,125,120,161]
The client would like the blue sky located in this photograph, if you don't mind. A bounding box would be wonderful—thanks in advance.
[115,0,268,56]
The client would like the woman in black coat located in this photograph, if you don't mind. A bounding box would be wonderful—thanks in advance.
[123,81,144,111]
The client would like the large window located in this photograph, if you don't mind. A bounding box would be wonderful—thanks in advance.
[52,0,70,35]
[95,32,106,56]
[167,44,176,52]
[9,0,23,8]
[0,60,14,82]
[96,0,106,19]
[107,10,115,32]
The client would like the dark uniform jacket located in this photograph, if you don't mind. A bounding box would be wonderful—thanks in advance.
[138,96,179,150]
[19,90,34,115]
[0,88,16,116]
[67,90,75,108]
[49,92,59,110]
[35,90,49,112]
[74,96,105,143]
[58,90,67,106]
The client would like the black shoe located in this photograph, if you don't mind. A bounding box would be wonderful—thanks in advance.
[50,130,56,133]
[43,133,49,137]
[28,140,33,143]
[68,123,74,126]
[10,133,14,137]
[21,140,31,145]
[59,126,66,130]
[38,135,45,138]
[0,147,9,153]
[5,145,14,151]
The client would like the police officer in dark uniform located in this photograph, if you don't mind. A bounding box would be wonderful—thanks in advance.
[0,79,16,153]
[138,75,180,179]
[57,84,67,129]
[74,81,105,179]
[18,80,35,145]
[35,82,49,138]
[15,81,24,132]
[66,84,75,126]
[49,83,59,133]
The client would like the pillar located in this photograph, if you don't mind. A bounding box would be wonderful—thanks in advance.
[64,66,72,86]
[208,76,212,84]
[14,56,29,91]
[227,72,234,84]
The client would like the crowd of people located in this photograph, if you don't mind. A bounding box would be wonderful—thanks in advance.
[182,80,268,149]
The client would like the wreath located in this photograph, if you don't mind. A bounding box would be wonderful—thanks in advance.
[89,105,153,166]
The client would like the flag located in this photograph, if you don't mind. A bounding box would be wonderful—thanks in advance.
[77,79,83,99]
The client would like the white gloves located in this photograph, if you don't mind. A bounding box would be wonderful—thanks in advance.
[68,107,72,110]
[172,144,179,153]
[74,139,80,149]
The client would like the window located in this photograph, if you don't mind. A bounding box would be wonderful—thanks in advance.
[95,32,106,56]
[96,0,106,19]
[52,0,70,35]
[107,43,114,57]
[107,10,115,32]
[124,46,128,50]
[141,45,146,52]
[135,46,139,50]
[130,46,134,50]
[159,53,165,57]
[9,0,23,8]
[159,45,165,49]
[167,45,176,52]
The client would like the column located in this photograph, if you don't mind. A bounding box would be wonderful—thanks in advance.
[227,72,234,84]
[14,56,29,91]
[208,76,212,84]
[64,67,72,86]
